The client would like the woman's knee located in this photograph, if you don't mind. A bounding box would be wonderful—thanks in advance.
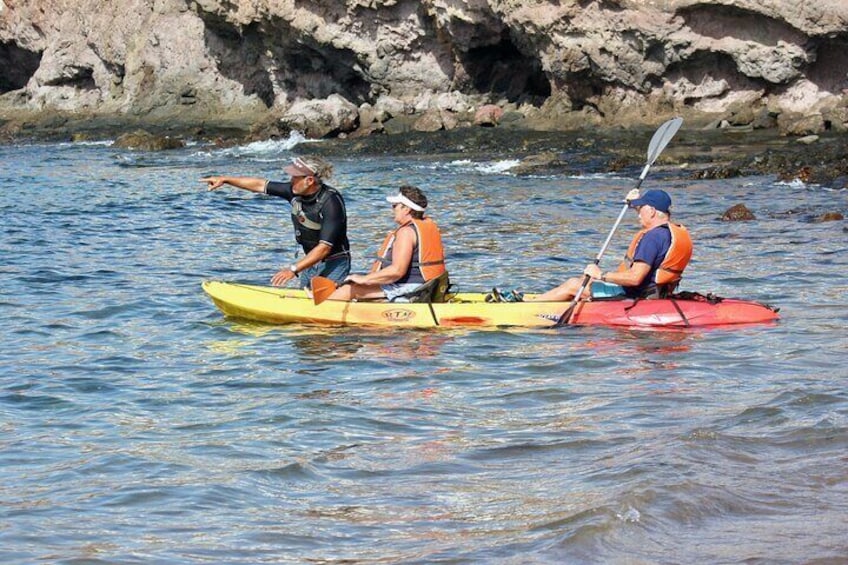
[329,285,353,300]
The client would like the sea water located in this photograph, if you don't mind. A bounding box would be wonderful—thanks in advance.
[1,136,846,563]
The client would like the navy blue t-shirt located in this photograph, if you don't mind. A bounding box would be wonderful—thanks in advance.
[627,224,671,297]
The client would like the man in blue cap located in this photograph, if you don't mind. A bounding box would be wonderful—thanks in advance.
[530,189,692,301]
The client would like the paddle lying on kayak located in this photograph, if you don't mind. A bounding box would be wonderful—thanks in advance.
[555,116,684,327]
[311,276,341,305]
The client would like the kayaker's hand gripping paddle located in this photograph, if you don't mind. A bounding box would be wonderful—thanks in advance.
[555,117,684,327]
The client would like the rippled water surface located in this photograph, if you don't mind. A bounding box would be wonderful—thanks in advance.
[1,138,847,564]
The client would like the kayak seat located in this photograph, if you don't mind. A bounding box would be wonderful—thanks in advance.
[392,272,452,303]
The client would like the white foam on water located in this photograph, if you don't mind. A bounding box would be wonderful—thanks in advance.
[616,506,641,523]
[475,159,521,174]
[191,131,319,160]
[774,178,810,189]
[239,131,315,153]
[442,158,627,179]
[442,158,520,174]
[59,140,114,147]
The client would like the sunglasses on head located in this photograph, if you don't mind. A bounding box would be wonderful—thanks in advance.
[292,157,317,176]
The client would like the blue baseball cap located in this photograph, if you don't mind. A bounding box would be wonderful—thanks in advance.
[629,189,671,213]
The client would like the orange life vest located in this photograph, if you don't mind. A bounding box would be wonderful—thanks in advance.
[372,218,447,283]
[619,223,693,286]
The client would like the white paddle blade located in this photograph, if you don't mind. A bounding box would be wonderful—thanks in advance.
[642,117,683,177]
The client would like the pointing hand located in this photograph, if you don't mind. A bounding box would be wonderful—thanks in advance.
[200,176,224,191]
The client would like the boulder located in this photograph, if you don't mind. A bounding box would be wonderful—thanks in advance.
[721,203,756,221]
[413,109,446,132]
[815,212,844,222]
[382,115,417,135]
[822,105,848,133]
[112,130,185,150]
[778,166,814,183]
[440,110,460,131]
[279,95,359,139]
[778,113,826,136]
[357,103,382,127]
[350,103,386,138]
[690,166,743,180]
[373,96,409,120]
[474,104,504,127]
[751,108,778,130]
[349,121,385,138]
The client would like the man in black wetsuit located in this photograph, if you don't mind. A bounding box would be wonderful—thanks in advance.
[201,156,351,287]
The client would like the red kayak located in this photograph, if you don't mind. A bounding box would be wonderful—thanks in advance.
[565,294,780,328]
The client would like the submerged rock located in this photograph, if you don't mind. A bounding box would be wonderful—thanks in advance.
[112,130,185,151]
[690,166,743,180]
[815,212,844,222]
[511,152,571,176]
[722,204,756,221]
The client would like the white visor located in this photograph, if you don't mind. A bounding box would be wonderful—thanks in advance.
[386,193,425,212]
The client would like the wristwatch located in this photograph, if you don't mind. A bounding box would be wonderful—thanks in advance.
[289,264,299,275]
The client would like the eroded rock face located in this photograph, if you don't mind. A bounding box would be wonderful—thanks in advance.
[1,0,847,135]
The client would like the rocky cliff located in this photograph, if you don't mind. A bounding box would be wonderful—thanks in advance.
[2,0,847,139]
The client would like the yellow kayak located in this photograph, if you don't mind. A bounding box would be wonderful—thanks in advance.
[202,281,780,329]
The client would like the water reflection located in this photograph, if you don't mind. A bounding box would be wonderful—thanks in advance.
[570,329,698,378]
[289,329,454,364]
[206,320,455,364]
[5,143,846,564]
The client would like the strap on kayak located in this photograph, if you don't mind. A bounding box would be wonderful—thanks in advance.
[624,295,690,327]
[624,297,642,312]
[669,297,691,327]
[427,303,440,327]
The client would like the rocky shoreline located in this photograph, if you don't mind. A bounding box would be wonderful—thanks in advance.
[3,0,847,198]
[3,108,845,195]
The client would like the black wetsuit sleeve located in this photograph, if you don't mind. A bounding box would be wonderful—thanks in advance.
[319,193,347,248]
[264,180,294,201]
